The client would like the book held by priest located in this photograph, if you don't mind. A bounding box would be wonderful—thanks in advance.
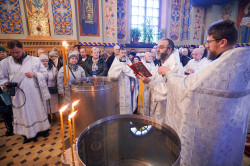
[128,62,152,77]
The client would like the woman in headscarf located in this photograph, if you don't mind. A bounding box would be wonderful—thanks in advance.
[39,54,58,122]
[84,47,108,77]
[57,51,86,97]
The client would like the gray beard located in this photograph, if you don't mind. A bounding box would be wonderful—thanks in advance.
[120,57,126,61]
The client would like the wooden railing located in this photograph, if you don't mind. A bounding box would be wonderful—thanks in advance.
[0,39,114,57]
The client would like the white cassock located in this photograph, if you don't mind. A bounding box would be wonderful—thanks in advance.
[165,47,250,166]
[0,55,51,139]
[144,49,184,122]
[108,56,137,114]
[140,58,156,116]
[141,58,156,74]
[184,57,211,73]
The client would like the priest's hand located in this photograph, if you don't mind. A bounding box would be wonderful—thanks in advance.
[25,72,35,78]
[2,82,9,91]
[136,72,150,84]
[185,68,194,75]
[158,66,169,76]
[134,71,140,79]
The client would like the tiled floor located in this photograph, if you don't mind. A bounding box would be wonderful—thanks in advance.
[0,114,250,166]
[0,114,71,166]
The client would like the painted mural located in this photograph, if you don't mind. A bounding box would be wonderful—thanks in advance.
[25,0,50,36]
[221,2,233,20]
[193,7,202,40]
[78,0,100,36]
[0,0,24,34]
[180,0,191,41]
[237,0,250,43]
[117,0,127,40]
[170,0,181,41]
[51,0,73,36]
[104,0,115,38]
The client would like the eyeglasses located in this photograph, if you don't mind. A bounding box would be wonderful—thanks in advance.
[206,39,222,44]
[156,45,169,49]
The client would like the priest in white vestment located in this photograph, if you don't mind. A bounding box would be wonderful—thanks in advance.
[158,20,250,166]
[184,48,211,74]
[108,48,137,114]
[136,39,183,122]
[140,52,156,116]
[141,52,156,73]
[0,40,51,143]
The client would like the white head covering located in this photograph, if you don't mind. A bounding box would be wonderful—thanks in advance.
[49,50,58,57]
[68,51,78,60]
[39,54,49,61]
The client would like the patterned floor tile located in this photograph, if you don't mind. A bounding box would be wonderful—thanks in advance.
[0,115,71,166]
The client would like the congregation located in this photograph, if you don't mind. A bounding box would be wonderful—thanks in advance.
[0,19,249,165]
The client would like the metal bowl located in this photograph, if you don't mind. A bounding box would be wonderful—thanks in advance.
[77,115,181,166]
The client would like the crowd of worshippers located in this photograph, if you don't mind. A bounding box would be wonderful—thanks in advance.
[0,39,210,143]
[0,19,249,166]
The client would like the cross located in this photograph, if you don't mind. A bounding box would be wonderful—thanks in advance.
[0,0,16,14]
[117,7,125,18]
[85,0,92,10]
[56,3,67,17]
[172,11,179,22]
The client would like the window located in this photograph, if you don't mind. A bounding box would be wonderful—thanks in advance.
[130,122,152,136]
[131,0,160,43]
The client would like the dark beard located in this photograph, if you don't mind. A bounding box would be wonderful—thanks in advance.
[13,53,26,64]
[207,51,216,60]
[160,52,168,61]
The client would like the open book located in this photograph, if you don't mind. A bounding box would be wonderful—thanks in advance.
[128,62,152,77]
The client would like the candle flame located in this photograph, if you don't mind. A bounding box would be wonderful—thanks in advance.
[62,41,67,46]
[59,105,68,113]
[68,111,77,119]
[72,100,80,107]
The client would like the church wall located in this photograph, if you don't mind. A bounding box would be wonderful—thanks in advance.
[48,0,78,40]
[0,0,248,52]
[0,0,28,39]
[163,0,248,47]
[164,0,205,46]
[117,0,129,44]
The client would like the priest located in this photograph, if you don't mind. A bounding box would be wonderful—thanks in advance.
[108,48,137,114]
[158,20,250,165]
[136,39,183,122]
[0,40,51,143]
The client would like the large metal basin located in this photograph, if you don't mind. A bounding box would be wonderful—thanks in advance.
[71,76,120,137]
[77,115,181,166]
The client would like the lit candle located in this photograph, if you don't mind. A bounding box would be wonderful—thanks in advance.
[68,111,77,164]
[72,100,80,143]
[62,41,67,86]
[59,105,68,157]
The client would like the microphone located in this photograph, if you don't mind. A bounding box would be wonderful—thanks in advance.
[157,60,164,77]
[158,60,162,67]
